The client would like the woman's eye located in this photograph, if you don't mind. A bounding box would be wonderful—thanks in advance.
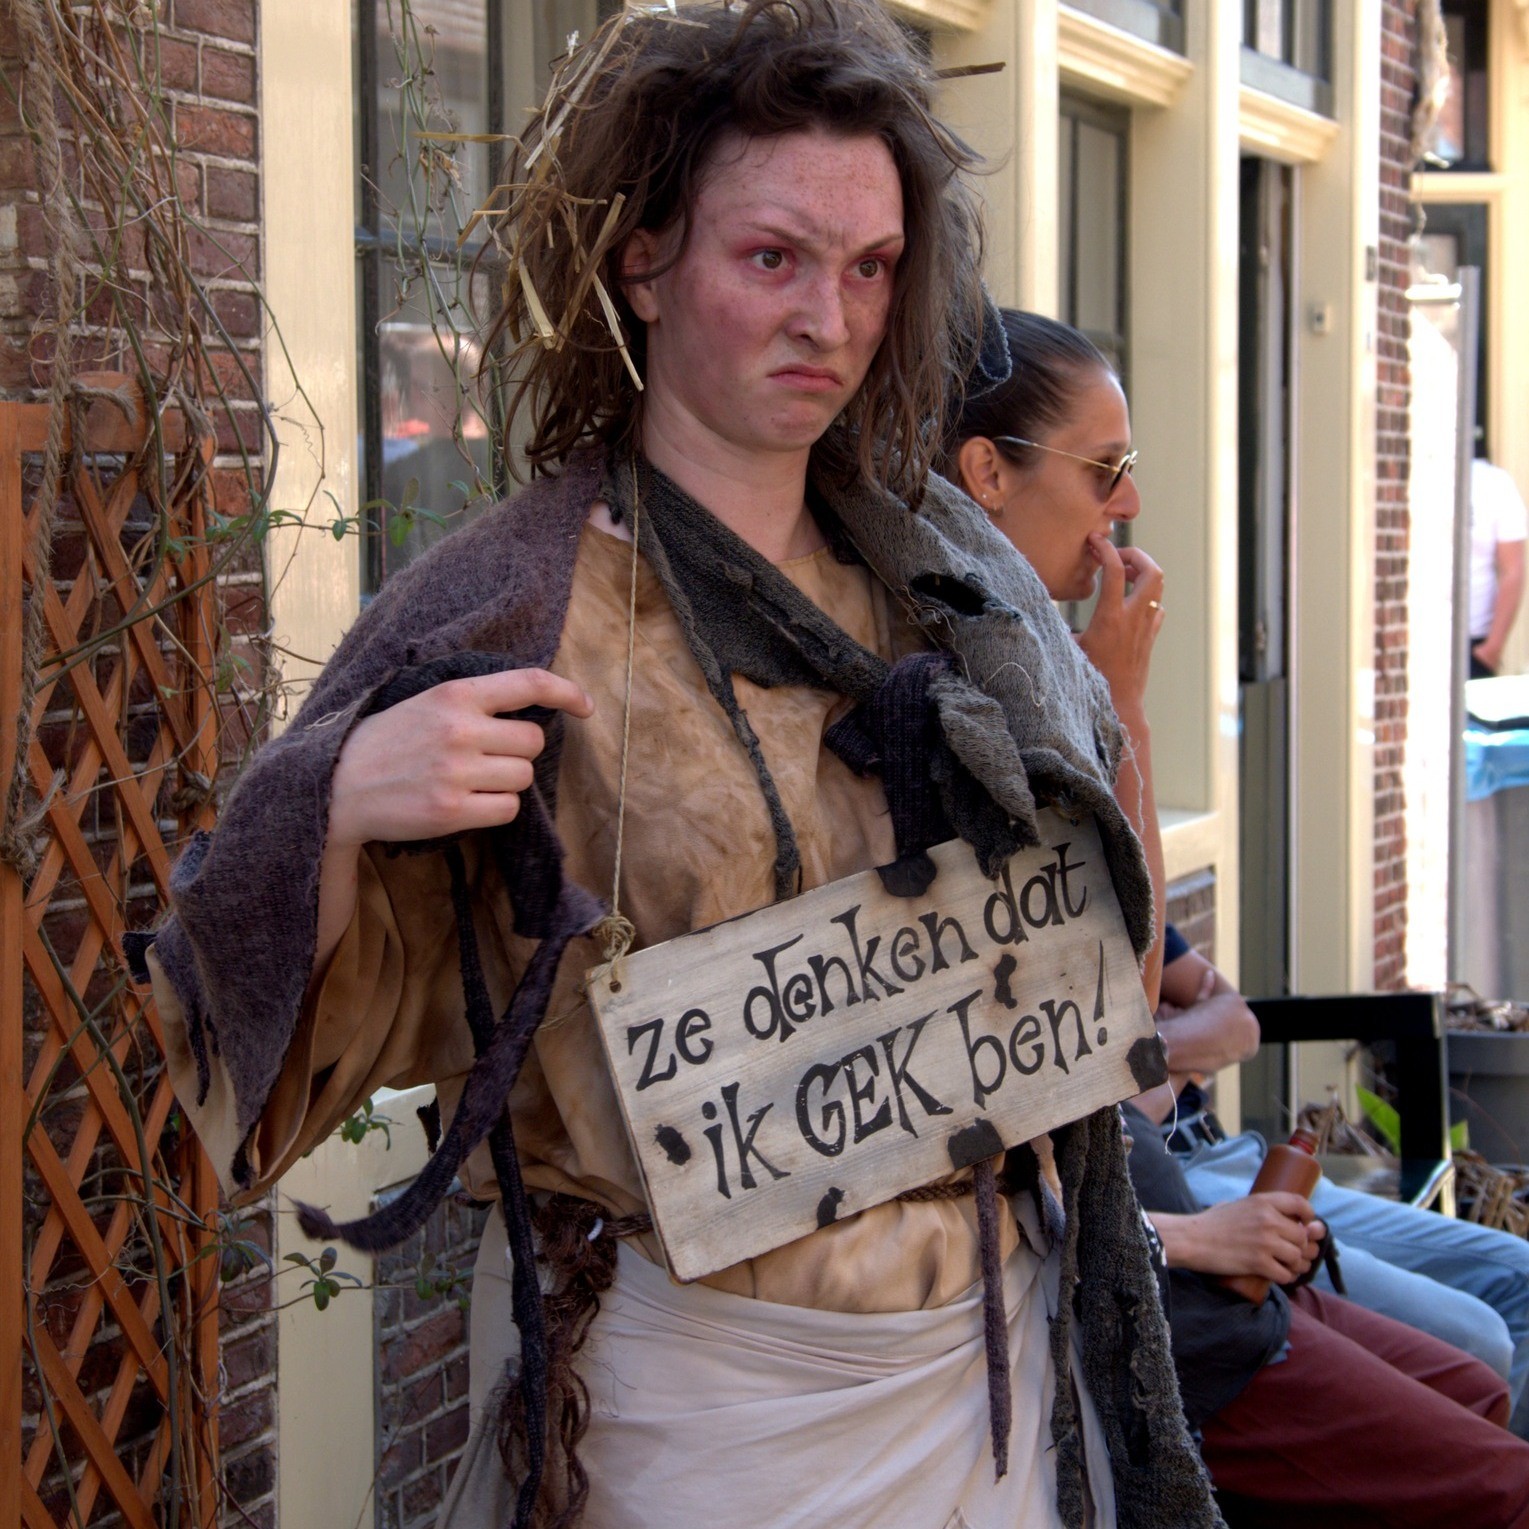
[856,257,885,279]
[753,250,785,271]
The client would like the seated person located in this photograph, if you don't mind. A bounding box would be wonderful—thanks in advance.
[1156,925,1529,1435]
[1121,1094,1529,1526]
[939,303,1529,1437]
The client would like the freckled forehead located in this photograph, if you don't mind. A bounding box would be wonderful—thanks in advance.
[697,129,904,245]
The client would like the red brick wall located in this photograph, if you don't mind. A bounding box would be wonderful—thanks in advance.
[0,2,274,1523]
[375,1196,489,1529]
[1166,868,1217,966]
[1375,0,1420,989]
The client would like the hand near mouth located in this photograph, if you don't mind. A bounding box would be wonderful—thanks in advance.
[1076,531,1165,719]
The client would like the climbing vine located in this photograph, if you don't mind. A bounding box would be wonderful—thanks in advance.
[0,0,491,1522]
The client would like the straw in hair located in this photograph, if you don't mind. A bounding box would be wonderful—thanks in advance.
[471,0,987,502]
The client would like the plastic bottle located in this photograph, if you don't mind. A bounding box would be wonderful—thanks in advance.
[1221,1127,1322,1304]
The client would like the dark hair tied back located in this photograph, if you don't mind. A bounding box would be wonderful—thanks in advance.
[941,309,1113,474]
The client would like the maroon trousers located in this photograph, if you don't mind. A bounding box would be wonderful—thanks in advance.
[1200,1284,1529,1528]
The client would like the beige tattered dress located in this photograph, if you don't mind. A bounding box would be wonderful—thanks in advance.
[172,523,1117,1528]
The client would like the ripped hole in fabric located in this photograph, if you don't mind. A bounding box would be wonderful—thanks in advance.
[911,571,993,617]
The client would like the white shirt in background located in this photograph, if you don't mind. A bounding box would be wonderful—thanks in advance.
[1469,458,1529,638]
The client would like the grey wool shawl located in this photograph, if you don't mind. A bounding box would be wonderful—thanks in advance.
[139,445,1221,1528]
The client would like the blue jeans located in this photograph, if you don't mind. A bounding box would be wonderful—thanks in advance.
[1180,1131,1529,1436]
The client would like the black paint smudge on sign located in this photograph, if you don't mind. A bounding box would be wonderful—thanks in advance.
[654,1124,692,1165]
[992,952,1018,1010]
[946,1117,1005,1169]
[816,1187,846,1228]
[1127,1035,1169,1090]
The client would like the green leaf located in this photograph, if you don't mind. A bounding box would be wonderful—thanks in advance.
[318,1247,338,1274]
[331,517,348,541]
[1451,1119,1470,1153]
[312,1282,330,1311]
[1356,1086,1402,1155]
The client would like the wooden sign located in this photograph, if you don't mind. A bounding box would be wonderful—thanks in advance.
[588,810,1163,1282]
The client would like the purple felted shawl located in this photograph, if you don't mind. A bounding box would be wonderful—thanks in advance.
[144,450,605,1179]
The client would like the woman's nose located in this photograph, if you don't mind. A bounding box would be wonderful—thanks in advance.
[794,273,850,349]
[1110,473,1142,520]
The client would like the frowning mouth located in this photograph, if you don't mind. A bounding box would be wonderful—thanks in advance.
[771,365,843,392]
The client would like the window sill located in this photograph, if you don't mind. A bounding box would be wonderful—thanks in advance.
[1411,169,1510,203]
[1058,4,1193,109]
[884,0,993,31]
[1158,807,1225,884]
[1239,83,1340,165]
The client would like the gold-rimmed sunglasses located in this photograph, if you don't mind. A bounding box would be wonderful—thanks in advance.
[993,436,1139,498]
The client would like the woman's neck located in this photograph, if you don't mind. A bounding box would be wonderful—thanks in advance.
[639,415,826,563]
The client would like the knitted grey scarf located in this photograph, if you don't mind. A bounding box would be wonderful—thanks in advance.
[612,457,1217,1527]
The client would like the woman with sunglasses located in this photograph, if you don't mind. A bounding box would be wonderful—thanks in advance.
[944,308,1166,1005]
[944,312,1529,1525]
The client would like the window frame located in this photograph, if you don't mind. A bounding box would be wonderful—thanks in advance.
[353,0,510,594]
[1422,0,1492,172]
[1058,92,1132,388]
[1240,0,1334,117]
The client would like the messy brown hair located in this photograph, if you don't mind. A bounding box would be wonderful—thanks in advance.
[486,0,985,503]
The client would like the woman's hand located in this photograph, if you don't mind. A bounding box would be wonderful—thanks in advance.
[1076,535,1164,720]
[327,668,595,851]
[1154,1193,1326,1283]
[306,668,595,994]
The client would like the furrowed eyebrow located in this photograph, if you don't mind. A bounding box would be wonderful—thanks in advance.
[737,219,905,259]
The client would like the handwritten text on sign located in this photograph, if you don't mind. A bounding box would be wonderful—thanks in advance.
[588,811,1163,1282]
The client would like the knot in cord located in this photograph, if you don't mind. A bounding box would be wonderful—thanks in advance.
[587,910,636,993]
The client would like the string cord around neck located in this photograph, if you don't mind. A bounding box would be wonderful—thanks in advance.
[588,457,641,990]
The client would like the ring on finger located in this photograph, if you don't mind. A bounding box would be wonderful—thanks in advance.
[1147,599,1163,612]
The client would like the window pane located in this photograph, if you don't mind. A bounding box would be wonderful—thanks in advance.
[373,260,496,582]
[357,0,625,590]
[372,0,491,241]
[1063,0,1183,51]
[1423,5,1490,170]
[1073,122,1121,344]
[1417,230,1462,283]
[1291,0,1330,79]
[1251,0,1285,58]
[1243,0,1330,79]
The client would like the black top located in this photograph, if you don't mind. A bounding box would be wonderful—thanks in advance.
[1121,1102,1291,1431]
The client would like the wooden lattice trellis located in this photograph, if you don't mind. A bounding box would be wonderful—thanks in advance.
[1,377,222,1527]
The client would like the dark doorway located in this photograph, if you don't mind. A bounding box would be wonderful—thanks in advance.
[1237,156,1296,1137]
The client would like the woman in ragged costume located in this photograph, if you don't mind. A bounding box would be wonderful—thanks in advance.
[137,5,1221,1525]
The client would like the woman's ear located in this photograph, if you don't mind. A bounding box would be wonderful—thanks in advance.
[621,229,662,324]
[956,436,1006,523]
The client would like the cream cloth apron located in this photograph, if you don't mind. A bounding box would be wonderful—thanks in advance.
[442,1198,1116,1529]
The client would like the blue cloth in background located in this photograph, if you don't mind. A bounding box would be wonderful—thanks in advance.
[1464,726,1529,802]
